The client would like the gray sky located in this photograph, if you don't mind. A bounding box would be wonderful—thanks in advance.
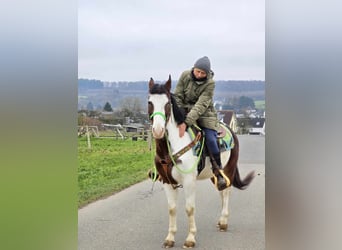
[78,0,264,82]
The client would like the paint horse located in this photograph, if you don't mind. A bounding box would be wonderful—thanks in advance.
[148,76,255,248]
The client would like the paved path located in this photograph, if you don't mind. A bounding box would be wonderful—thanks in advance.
[78,135,265,250]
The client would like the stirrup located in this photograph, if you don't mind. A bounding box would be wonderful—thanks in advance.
[213,170,230,191]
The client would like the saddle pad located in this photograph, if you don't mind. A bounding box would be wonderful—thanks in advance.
[187,127,202,156]
[218,123,234,152]
[187,123,234,156]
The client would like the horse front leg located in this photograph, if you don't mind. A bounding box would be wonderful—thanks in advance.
[217,187,231,231]
[183,178,197,248]
[163,184,178,248]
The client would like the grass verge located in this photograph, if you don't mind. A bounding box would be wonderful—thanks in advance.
[78,137,152,208]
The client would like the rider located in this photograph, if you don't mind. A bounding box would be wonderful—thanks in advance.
[173,56,227,191]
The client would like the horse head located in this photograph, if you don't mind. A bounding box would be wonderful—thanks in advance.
[148,75,172,139]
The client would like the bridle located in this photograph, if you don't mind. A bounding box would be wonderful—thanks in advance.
[148,96,171,125]
[149,111,167,121]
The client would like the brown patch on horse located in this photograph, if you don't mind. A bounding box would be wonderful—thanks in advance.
[223,127,255,190]
[211,169,230,191]
[186,207,194,217]
[169,207,176,216]
[154,138,179,185]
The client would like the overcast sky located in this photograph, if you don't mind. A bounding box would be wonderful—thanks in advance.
[78,0,264,82]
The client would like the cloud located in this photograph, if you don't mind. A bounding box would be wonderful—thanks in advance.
[78,0,264,81]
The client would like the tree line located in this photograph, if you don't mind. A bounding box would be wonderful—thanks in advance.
[78,78,265,92]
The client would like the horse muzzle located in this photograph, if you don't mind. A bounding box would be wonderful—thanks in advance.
[152,126,165,139]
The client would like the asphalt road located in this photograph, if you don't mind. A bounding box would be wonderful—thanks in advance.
[78,135,265,250]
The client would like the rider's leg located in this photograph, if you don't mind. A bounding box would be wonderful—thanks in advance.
[203,128,227,190]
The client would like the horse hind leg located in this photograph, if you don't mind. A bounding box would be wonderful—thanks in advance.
[217,187,231,232]
[163,184,178,248]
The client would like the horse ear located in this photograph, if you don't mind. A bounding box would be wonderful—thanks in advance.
[165,75,171,92]
[149,77,154,90]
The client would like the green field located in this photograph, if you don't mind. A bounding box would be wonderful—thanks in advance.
[78,137,152,207]
[254,100,265,109]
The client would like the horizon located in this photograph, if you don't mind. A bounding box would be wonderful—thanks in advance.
[78,77,265,83]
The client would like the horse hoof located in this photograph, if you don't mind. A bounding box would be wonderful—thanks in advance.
[183,241,195,248]
[163,240,175,248]
[217,222,228,231]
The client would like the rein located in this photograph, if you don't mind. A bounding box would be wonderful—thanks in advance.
[165,130,205,175]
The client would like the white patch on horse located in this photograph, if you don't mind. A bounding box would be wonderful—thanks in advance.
[149,94,169,139]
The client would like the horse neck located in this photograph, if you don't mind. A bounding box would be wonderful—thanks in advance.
[166,109,191,152]
[155,137,168,157]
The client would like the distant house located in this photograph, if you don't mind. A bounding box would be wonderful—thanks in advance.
[100,111,114,120]
[101,111,114,115]
[217,110,238,133]
[249,118,265,135]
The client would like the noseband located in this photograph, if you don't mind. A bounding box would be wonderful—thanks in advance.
[150,111,167,121]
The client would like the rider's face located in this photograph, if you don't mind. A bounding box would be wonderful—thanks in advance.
[193,68,207,79]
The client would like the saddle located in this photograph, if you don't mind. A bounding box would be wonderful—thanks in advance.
[189,123,234,155]
[188,123,235,175]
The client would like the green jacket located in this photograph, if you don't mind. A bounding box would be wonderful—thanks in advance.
[173,69,219,131]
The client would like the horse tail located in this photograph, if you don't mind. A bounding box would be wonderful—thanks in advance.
[232,167,255,190]
[226,127,255,190]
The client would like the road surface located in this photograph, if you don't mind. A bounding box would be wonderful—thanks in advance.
[78,135,265,250]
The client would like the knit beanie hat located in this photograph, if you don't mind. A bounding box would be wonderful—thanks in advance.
[194,56,211,74]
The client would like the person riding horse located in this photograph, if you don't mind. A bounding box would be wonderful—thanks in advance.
[173,56,227,191]
[148,75,255,247]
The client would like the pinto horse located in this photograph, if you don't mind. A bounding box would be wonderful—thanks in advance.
[148,75,255,248]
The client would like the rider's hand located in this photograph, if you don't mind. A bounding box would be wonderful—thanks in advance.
[177,123,187,138]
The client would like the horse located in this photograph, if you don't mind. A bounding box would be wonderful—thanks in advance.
[148,75,255,248]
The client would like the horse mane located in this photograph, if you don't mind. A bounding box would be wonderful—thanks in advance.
[170,94,186,125]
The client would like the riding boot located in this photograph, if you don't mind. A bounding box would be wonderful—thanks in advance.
[211,153,227,191]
